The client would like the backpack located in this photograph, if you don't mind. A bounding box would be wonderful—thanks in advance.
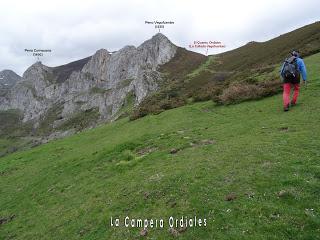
[281,56,299,82]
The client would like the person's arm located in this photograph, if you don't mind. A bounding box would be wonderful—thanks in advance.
[297,58,307,82]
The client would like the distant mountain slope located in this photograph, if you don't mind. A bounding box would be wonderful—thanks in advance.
[53,57,92,83]
[0,70,21,96]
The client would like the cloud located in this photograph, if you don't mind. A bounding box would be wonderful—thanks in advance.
[0,0,319,75]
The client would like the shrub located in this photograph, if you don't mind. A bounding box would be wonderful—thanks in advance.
[217,80,282,104]
[129,96,186,121]
[192,83,224,102]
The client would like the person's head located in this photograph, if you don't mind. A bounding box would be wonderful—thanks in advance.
[291,50,300,57]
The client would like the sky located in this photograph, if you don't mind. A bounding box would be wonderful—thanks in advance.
[0,0,319,75]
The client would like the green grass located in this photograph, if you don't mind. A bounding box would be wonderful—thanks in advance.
[0,53,320,239]
[58,108,100,132]
[0,110,33,157]
[186,56,216,78]
[116,91,136,119]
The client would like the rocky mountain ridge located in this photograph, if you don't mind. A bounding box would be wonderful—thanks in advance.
[0,33,177,133]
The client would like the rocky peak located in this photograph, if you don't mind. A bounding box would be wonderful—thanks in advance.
[0,70,21,86]
[81,49,111,83]
[93,48,110,57]
[140,33,174,48]
[23,61,51,80]
[138,33,176,66]
[147,33,171,44]
[0,70,22,96]
[118,45,137,52]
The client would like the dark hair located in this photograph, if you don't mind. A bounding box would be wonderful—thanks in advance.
[291,50,300,57]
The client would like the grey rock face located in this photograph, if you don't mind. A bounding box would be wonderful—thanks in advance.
[0,70,22,96]
[0,33,177,131]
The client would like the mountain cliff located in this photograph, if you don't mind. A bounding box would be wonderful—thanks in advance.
[0,33,177,133]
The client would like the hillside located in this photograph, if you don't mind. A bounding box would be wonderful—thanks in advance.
[0,52,319,239]
[216,21,320,71]
[134,21,320,117]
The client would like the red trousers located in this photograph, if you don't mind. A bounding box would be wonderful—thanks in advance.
[283,83,300,107]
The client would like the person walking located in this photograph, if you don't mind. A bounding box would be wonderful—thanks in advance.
[280,50,307,111]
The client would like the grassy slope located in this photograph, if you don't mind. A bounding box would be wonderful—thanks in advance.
[0,53,319,239]
[135,22,320,117]
[0,110,33,157]
[215,21,320,71]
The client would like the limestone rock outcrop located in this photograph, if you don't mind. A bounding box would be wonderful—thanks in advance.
[0,33,177,131]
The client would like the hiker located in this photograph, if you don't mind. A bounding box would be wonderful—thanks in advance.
[280,50,307,111]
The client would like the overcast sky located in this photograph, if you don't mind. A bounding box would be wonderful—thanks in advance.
[0,0,319,75]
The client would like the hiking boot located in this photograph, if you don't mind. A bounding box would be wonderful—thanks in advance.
[290,101,296,107]
[284,105,290,112]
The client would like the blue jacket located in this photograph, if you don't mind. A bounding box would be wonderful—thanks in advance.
[280,57,307,81]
